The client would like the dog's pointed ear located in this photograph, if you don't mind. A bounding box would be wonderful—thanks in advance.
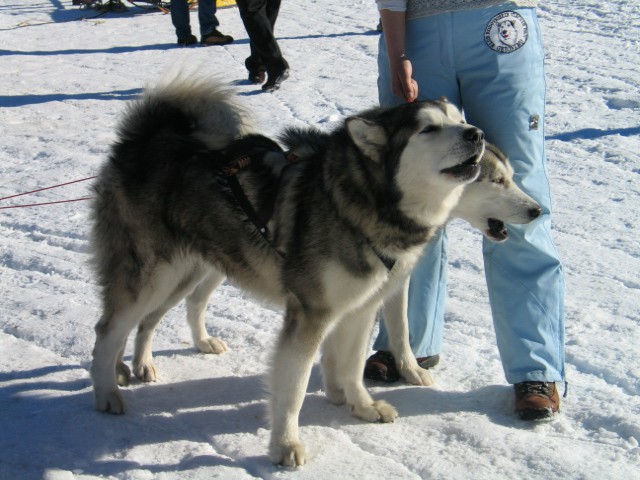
[346,117,387,162]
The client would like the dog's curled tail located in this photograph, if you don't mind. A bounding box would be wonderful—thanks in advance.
[110,74,254,173]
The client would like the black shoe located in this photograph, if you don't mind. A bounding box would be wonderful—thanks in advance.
[110,0,127,12]
[248,67,266,84]
[364,351,400,383]
[364,350,440,383]
[262,68,289,92]
[177,34,197,46]
[201,29,234,46]
[96,0,127,12]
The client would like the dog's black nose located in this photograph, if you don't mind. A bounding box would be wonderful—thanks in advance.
[464,127,485,145]
[529,206,542,219]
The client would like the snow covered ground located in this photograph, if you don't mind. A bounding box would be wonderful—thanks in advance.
[1,1,639,478]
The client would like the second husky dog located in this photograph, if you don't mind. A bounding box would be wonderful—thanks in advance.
[378,142,542,385]
[90,76,486,466]
[279,132,542,385]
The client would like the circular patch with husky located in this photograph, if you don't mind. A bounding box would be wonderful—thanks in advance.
[484,11,529,53]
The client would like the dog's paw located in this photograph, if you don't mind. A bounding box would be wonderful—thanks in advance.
[352,399,398,423]
[399,364,435,387]
[95,389,127,414]
[195,336,228,354]
[116,361,131,386]
[133,361,157,382]
[269,440,306,467]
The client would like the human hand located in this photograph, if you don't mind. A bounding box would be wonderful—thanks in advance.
[391,56,418,103]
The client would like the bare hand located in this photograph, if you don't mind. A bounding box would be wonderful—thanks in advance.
[391,57,418,103]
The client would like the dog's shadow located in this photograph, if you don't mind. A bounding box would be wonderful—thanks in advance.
[1,352,519,477]
[0,352,352,476]
[370,382,519,427]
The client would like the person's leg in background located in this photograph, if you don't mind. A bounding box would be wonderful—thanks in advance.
[171,0,195,45]
[236,0,289,90]
[199,0,234,46]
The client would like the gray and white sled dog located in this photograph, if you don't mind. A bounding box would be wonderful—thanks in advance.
[278,132,542,387]
[89,74,532,467]
[376,141,542,386]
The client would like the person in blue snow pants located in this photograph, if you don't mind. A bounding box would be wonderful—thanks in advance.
[368,0,565,420]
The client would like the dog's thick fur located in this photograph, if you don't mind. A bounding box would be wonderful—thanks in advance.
[90,75,486,466]
[281,134,542,385]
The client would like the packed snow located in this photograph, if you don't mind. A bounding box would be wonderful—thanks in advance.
[1,1,639,479]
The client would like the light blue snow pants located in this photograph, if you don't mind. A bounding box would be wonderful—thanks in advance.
[374,5,565,384]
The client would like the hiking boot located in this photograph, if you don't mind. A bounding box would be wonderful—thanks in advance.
[514,381,560,420]
[364,351,400,383]
[177,34,197,46]
[262,67,289,92]
[364,351,439,383]
[201,29,234,46]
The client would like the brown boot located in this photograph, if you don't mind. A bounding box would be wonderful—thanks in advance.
[514,381,560,420]
[364,351,439,383]
[200,29,234,46]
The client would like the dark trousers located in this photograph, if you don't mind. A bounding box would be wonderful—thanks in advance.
[236,0,288,73]
[170,0,219,39]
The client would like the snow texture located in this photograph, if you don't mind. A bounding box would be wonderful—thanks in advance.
[1,1,639,479]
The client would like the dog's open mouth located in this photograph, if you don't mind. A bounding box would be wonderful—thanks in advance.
[487,218,508,242]
[441,156,481,182]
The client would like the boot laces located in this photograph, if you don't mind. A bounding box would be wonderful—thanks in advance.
[516,381,552,397]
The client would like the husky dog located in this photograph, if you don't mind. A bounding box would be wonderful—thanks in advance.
[451,142,541,242]
[379,142,542,385]
[90,75,485,466]
[281,134,542,385]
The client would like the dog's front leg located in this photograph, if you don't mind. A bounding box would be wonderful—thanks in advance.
[268,301,328,467]
[322,303,398,423]
[382,278,434,386]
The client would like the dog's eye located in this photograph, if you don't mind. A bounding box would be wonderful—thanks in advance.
[421,125,440,134]
[492,177,505,185]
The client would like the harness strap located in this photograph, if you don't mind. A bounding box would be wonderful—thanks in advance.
[218,143,398,272]
[218,142,298,247]
[225,174,271,237]
[221,155,252,177]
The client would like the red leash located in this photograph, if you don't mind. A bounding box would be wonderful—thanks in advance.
[0,176,97,210]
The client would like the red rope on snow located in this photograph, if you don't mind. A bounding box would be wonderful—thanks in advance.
[0,176,97,210]
[0,197,95,210]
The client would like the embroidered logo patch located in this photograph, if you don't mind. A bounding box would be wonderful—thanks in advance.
[484,11,528,53]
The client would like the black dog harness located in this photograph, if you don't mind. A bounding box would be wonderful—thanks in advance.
[212,135,396,272]
[213,134,298,242]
